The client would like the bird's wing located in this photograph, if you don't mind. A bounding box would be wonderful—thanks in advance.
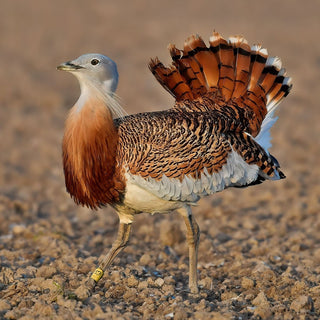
[116,111,266,202]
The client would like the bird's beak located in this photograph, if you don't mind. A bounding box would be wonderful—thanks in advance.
[57,61,84,71]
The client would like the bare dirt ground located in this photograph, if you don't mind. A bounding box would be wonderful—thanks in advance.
[0,0,320,319]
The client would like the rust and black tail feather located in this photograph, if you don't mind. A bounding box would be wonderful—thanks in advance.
[149,31,292,138]
[183,35,220,90]
[149,57,194,101]
[229,36,251,99]
[209,32,235,100]
[169,44,206,98]
[248,45,268,91]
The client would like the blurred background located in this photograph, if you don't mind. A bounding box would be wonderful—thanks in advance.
[0,0,319,203]
[0,0,320,318]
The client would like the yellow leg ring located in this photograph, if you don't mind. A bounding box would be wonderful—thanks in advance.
[90,267,104,282]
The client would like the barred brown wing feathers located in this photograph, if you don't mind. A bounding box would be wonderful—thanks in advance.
[226,131,281,179]
[116,109,284,203]
[117,111,231,182]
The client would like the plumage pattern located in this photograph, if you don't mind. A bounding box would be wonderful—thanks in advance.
[149,32,292,137]
[58,31,292,296]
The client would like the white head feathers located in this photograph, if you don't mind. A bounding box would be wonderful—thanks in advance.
[57,53,126,118]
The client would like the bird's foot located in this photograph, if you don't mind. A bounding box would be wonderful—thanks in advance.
[74,278,96,300]
[189,285,199,295]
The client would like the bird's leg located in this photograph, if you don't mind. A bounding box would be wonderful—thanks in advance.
[177,206,200,294]
[77,222,132,299]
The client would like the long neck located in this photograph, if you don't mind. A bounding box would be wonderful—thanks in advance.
[74,77,125,118]
[62,93,123,208]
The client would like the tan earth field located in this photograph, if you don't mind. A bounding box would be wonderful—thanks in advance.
[0,0,320,319]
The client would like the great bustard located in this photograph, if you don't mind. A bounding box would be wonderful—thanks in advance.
[57,31,291,296]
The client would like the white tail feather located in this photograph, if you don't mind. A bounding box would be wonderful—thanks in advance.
[255,111,277,153]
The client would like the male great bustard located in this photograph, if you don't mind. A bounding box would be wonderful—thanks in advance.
[57,31,291,296]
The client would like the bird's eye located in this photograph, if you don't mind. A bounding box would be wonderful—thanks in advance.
[91,59,99,66]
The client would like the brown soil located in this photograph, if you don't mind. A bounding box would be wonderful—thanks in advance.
[1,0,320,319]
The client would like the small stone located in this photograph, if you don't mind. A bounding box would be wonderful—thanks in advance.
[0,300,11,312]
[4,310,16,320]
[165,312,174,318]
[82,303,104,319]
[199,277,212,290]
[147,277,154,286]
[290,295,314,313]
[195,299,207,311]
[155,278,164,288]
[109,285,126,299]
[77,262,91,275]
[32,301,55,316]
[162,284,175,295]
[36,265,56,278]
[127,275,139,287]
[164,276,175,285]
[221,291,237,301]
[17,299,34,309]
[139,253,151,265]
[254,305,272,319]
[138,280,148,290]
[1,267,14,284]
[174,307,188,320]
[110,270,121,282]
[252,292,269,306]
[16,266,36,279]
[12,224,26,236]
[241,277,255,289]
[253,261,275,282]
[291,281,307,296]
[56,295,76,310]
[194,311,217,320]
[216,232,232,243]
[252,292,272,318]
[123,287,137,300]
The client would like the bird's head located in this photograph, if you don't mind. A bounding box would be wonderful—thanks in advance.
[57,53,119,94]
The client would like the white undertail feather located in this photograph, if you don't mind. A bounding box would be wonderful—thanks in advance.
[255,112,278,153]
[225,37,289,154]
[255,73,292,153]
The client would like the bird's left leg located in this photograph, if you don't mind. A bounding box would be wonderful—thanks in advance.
[177,205,200,294]
[75,222,132,299]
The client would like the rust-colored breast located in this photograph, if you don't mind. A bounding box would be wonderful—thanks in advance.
[63,102,125,209]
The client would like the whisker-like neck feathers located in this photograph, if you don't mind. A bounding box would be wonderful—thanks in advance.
[75,78,126,119]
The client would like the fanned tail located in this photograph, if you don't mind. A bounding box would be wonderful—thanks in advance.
[148,31,292,138]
